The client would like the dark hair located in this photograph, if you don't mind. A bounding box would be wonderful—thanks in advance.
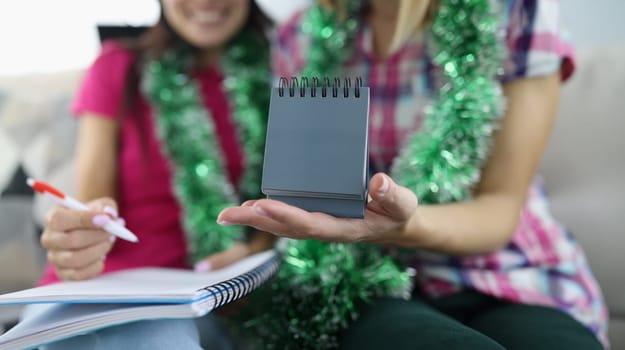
[119,0,273,115]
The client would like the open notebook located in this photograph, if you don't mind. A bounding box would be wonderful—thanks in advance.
[0,250,279,350]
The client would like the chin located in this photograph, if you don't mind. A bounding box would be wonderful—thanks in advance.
[189,34,233,49]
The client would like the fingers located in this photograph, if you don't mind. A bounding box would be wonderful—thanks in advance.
[41,228,114,250]
[219,201,364,242]
[215,176,420,244]
[87,197,118,217]
[45,230,114,281]
[256,200,367,241]
[54,259,105,281]
[250,201,324,237]
[45,197,120,233]
[41,197,120,281]
[367,173,418,220]
[47,239,114,269]
[194,243,250,272]
[218,205,299,237]
[88,198,126,227]
[46,206,113,232]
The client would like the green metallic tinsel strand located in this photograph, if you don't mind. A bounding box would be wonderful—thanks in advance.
[222,30,272,202]
[247,0,506,348]
[143,29,271,262]
[390,0,506,204]
[242,240,413,350]
[300,4,360,78]
[243,1,412,349]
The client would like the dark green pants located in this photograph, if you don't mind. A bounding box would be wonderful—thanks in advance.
[339,291,603,350]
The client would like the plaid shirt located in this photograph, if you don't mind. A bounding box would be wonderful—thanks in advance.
[274,0,608,346]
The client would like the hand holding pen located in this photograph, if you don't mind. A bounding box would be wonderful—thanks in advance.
[28,178,138,242]
[28,179,139,281]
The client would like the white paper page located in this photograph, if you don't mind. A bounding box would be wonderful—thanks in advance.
[0,250,276,304]
[0,302,201,350]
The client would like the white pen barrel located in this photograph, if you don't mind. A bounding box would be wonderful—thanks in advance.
[43,192,89,211]
[64,196,91,211]
[103,221,139,243]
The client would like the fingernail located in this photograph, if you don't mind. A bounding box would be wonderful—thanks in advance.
[116,217,126,227]
[92,214,110,227]
[216,214,233,226]
[103,206,118,218]
[378,176,390,196]
[194,261,211,272]
[109,235,116,243]
[254,205,269,216]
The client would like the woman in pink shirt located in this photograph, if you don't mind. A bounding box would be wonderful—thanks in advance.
[32,0,274,348]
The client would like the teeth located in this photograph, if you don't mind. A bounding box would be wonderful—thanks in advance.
[193,11,222,24]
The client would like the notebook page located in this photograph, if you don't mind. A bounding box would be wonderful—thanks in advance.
[0,303,199,350]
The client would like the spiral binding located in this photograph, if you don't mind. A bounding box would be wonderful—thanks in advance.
[198,253,281,309]
[278,76,363,98]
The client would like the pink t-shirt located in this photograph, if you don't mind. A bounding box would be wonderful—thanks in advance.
[38,41,244,285]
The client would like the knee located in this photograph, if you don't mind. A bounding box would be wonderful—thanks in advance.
[340,298,504,350]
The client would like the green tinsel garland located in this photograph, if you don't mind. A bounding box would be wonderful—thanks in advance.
[248,0,506,349]
[241,4,414,349]
[142,0,505,347]
[142,30,270,262]
[390,0,505,202]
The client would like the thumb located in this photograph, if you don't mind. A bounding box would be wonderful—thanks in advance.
[368,173,418,220]
[87,197,119,219]
[194,243,250,272]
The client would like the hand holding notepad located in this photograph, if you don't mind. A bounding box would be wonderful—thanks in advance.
[217,77,419,245]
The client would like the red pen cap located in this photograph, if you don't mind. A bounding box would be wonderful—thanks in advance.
[26,178,65,199]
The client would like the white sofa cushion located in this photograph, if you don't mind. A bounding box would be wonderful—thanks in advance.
[539,46,625,348]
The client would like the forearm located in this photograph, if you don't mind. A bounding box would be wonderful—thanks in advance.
[392,74,560,256]
[75,163,117,202]
[396,192,523,255]
[74,115,119,202]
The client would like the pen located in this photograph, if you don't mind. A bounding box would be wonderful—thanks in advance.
[26,178,139,243]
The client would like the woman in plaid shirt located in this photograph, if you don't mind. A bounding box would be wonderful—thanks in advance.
[220,0,608,348]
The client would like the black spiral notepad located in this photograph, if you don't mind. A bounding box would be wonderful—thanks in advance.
[262,77,370,218]
[0,251,279,350]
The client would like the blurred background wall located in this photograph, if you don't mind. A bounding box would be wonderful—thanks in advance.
[0,0,623,76]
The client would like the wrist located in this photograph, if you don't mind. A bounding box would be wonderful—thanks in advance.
[392,206,436,249]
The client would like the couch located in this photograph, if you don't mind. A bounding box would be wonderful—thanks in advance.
[0,70,80,332]
[0,47,622,348]
[538,47,625,348]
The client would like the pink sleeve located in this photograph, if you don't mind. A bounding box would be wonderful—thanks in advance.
[71,41,136,119]
[503,0,576,82]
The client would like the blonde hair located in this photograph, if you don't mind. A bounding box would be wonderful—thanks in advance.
[391,0,435,52]
[320,0,435,54]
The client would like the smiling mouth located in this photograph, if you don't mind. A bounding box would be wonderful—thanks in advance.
[191,10,226,25]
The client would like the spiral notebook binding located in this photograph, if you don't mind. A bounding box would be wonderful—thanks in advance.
[278,76,362,98]
[198,253,281,309]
